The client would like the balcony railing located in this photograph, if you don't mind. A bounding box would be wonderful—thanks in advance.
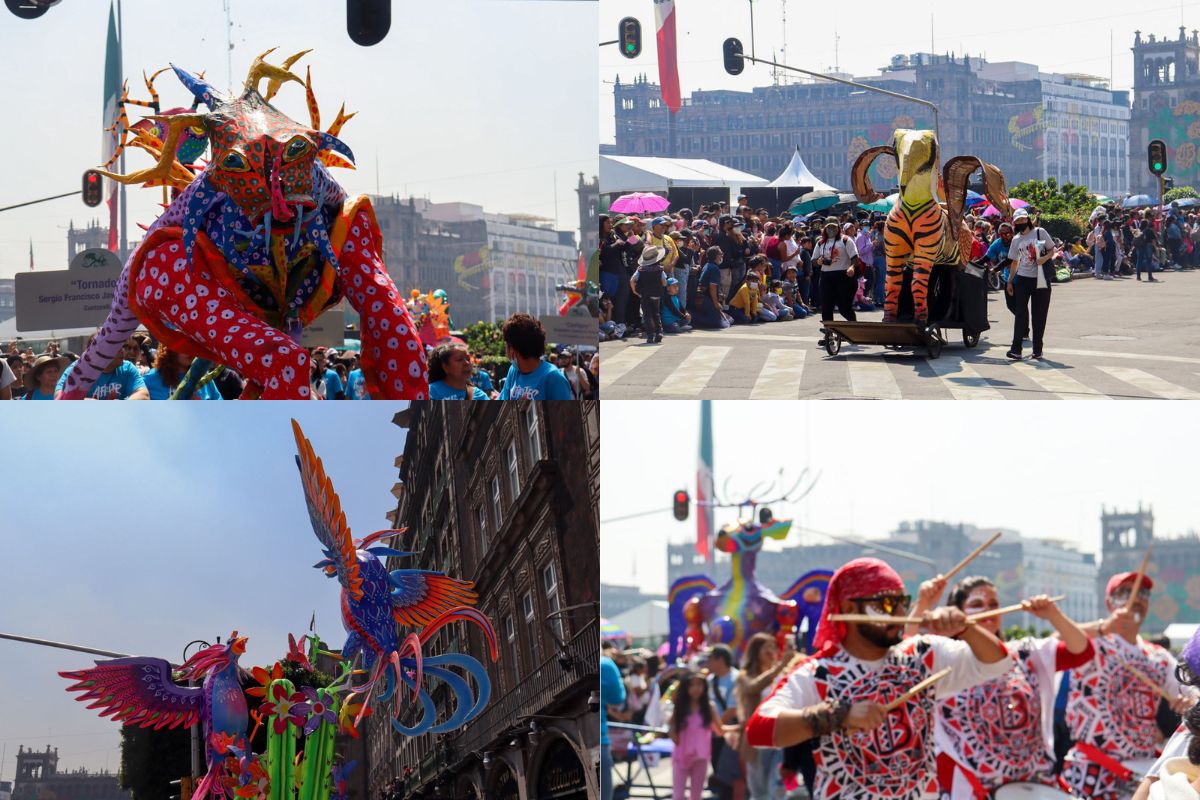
[452,623,599,759]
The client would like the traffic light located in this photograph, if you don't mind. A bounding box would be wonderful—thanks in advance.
[347,0,390,46]
[82,170,103,207]
[5,0,60,20]
[1148,139,1168,176]
[723,38,745,76]
[673,489,690,521]
[618,17,642,59]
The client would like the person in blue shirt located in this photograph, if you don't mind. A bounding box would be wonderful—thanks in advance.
[600,651,626,800]
[985,222,1015,280]
[472,360,495,396]
[141,345,222,400]
[310,348,345,399]
[427,342,489,400]
[497,313,573,400]
[22,354,68,400]
[692,246,731,329]
[56,336,149,399]
[345,353,370,400]
[661,278,692,333]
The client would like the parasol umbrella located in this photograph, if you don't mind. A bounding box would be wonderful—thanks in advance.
[1171,197,1200,209]
[859,192,899,213]
[1092,193,1113,204]
[610,192,670,214]
[601,619,631,644]
[979,198,1029,218]
[1122,194,1156,209]
[787,190,840,215]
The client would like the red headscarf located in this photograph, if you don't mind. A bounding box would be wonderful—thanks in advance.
[812,557,905,653]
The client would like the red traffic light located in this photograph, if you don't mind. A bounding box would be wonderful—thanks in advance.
[673,489,690,521]
[81,169,104,207]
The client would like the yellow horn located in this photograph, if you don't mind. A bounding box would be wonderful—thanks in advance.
[245,46,307,98]
[94,114,206,186]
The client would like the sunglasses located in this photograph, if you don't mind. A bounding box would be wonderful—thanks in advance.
[1111,588,1151,602]
[851,594,912,615]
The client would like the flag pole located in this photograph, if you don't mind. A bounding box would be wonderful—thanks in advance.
[117,0,127,260]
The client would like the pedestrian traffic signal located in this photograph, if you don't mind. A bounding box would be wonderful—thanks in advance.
[82,170,103,207]
[346,0,390,46]
[618,17,641,59]
[673,489,690,521]
[1149,139,1168,176]
[723,38,745,76]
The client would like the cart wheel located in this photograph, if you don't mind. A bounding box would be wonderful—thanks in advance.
[825,334,842,357]
[963,329,980,348]
[926,326,943,359]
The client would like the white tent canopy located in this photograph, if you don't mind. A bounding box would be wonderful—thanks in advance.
[767,146,839,192]
[600,155,768,194]
[609,600,670,640]
[1164,623,1199,649]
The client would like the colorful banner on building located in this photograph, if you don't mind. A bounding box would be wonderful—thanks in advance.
[453,245,490,290]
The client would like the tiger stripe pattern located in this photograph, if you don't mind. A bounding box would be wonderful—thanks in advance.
[883,197,961,324]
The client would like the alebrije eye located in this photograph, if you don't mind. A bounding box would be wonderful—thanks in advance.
[283,136,311,162]
[221,151,249,172]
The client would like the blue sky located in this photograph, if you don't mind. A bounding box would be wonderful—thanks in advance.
[0,404,409,775]
[0,0,596,277]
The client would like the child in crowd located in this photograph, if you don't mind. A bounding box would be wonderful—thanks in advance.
[763,280,793,321]
[598,294,617,340]
[630,245,668,343]
[661,278,692,333]
[728,272,764,324]
[669,671,722,800]
[780,281,808,319]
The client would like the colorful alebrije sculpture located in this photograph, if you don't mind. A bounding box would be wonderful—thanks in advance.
[62,49,428,400]
[666,515,831,661]
[290,420,497,735]
[851,129,1011,324]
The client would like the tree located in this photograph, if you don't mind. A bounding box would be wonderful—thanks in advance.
[1008,177,1096,217]
[119,724,191,800]
[1164,185,1199,203]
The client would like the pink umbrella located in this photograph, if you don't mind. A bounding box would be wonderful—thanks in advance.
[979,198,1028,218]
[610,192,670,214]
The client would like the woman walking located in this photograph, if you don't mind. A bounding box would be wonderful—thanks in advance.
[814,218,859,347]
[737,634,794,800]
[1005,208,1057,361]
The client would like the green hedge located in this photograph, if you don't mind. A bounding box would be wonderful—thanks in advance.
[1038,213,1086,243]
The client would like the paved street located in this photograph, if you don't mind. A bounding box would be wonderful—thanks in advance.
[601,270,1200,399]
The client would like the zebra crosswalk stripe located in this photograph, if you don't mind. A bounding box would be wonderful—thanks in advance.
[602,346,659,385]
[750,349,807,399]
[653,346,731,396]
[1010,361,1111,400]
[847,360,903,399]
[1096,367,1200,400]
[924,357,1005,400]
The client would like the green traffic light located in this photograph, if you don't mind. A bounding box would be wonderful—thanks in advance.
[625,43,635,53]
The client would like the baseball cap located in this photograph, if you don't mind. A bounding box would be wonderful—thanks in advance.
[666,277,679,286]
[651,216,669,227]
[1106,571,1155,596]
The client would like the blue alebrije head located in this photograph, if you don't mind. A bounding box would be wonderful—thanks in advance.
[317,132,355,165]
[170,64,220,110]
[1183,626,1200,683]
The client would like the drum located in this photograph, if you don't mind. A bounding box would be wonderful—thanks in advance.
[993,783,1075,799]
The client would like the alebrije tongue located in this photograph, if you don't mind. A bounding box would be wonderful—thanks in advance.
[269,151,294,223]
[1183,625,1200,682]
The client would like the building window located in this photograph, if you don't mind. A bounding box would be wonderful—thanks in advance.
[525,405,542,462]
[507,442,520,500]
[523,591,539,662]
[544,562,563,641]
[477,505,488,553]
[491,476,503,526]
[504,615,518,681]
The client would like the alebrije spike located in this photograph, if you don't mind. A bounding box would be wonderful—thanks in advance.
[319,151,355,171]
[170,64,220,109]
[304,65,320,130]
[326,104,356,137]
[264,49,312,102]
[316,132,354,166]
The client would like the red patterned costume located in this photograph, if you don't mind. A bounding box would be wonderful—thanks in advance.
[746,559,1013,800]
[1060,633,1184,799]
[935,636,1093,799]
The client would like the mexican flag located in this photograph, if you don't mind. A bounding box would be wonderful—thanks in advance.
[653,0,681,113]
[101,1,122,252]
[696,400,714,562]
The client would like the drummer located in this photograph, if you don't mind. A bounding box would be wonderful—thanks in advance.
[1061,571,1199,799]
[907,575,1093,799]
[744,557,1014,800]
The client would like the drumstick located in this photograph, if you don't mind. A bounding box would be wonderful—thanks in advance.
[828,614,925,625]
[881,668,952,712]
[942,531,1003,582]
[966,595,1066,622]
[1120,661,1174,701]
[1126,544,1155,610]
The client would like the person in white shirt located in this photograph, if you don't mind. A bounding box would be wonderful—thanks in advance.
[814,219,860,347]
[744,557,1013,800]
[1134,626,1200,800]
[1005,208,1058,361]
